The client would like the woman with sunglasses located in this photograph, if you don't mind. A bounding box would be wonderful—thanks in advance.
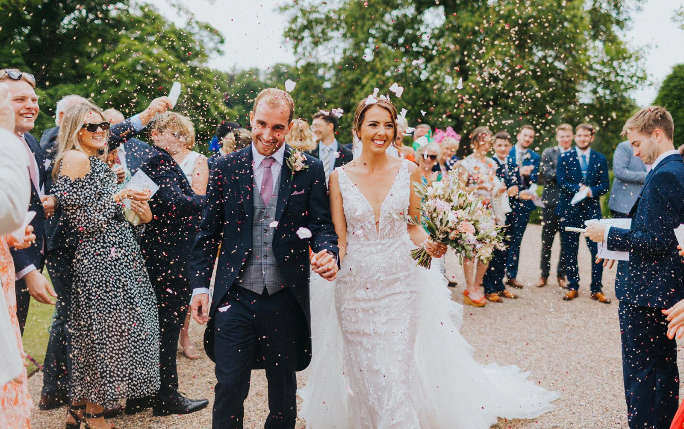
[416,142,442,184]
[455,127,509,307]
[52,103,160,429]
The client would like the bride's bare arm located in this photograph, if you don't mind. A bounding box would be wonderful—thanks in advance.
[329,170,347,262]
[408,164,447,258]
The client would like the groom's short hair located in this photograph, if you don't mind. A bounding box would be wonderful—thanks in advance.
[622,106,674,141]
[253,88,295,123]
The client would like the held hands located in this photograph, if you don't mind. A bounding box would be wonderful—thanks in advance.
[190,293,210,325]
[423,239,447,258]
[114,189,151,203]
[130,200,153,224]
[7,225,35,250]
[40,195,56,218]
[663,299,684,339]
[311,250,338,281]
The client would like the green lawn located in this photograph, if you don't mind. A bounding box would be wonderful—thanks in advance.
[22,295,56,376]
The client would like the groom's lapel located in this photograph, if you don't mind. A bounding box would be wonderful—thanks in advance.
[275,145,293,222]
[238,147,255,223]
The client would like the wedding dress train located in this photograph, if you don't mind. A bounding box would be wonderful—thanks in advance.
[300,160,558,428]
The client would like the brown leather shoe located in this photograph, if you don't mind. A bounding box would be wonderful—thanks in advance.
[535,277,547,288]
[557,275,568,289]
[500,289,518,299]
[486,293,503,302]
[563,290,578,301]
[506,278,525,289]
[591,292,612,304]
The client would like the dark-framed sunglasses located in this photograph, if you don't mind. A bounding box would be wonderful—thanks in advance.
[0,69,36,87]
[81,122,110,132]
[423,153,438,161]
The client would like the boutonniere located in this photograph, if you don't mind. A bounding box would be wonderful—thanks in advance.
[523,152,531,161]
[286,150,309,177]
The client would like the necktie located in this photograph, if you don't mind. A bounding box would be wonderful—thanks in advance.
[580,154,588,181]
[260,157,275,205]
[322,145,333,179]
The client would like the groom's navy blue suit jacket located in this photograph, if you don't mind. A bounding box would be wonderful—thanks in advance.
[188,144,338,370]
[607,153,684,308]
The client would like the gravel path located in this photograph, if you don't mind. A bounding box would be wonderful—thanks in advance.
[28,224,683,428]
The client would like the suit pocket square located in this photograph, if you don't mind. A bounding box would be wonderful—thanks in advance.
[291,190,305,196]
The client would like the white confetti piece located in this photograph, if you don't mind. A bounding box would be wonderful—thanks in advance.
[269,221,279,228]
[296,227,312,239]
[331,108,344,118]
[218,305,231,312]
[457,77,463,89]
[285,79,296,92]
[389,82,404,98]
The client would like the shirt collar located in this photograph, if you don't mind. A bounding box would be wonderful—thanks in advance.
[576,146,591,157]
[650,149,680,171]
[495,155,507,164]
[558,145,570,153]
[252,142,286,168]
[516,143,527,154]
[319,139,338,152]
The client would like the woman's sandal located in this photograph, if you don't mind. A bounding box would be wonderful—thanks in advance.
[463,290,487,307]
[83,411,116,429]
[66,404,85,429]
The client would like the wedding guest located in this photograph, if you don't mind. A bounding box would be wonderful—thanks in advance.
[586,106,684,429]
[433,127,460,173]
[608,140,647,218]
[1,68,56,333]
[169,116,209,361]
[394,116,416,162]
[483,131,519,301]
[456,127,507,306]
[504,125,540,289]
[310,110,353,182]
[416,142,441,183]
[208,121,241,170]
[287,119,317,152]
[412,123,431,151]
[125,112,208,416]
[39,98,170,412]
[536,124,573,288]
[51,102,160,429]
[556,123,610,303]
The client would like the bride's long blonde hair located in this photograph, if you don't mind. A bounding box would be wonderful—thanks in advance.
[52,102,107,179]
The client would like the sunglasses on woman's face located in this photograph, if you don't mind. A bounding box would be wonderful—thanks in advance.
[81,122,110,132]
[423,154,438,161]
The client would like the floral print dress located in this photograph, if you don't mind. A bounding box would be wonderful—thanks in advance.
[52,156,160,408]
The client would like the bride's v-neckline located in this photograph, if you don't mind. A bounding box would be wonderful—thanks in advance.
[341,161,404,233]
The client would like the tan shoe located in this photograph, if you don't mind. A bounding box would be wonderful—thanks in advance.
[591,292,612,304]
[506,278,525,289]
[486,293,503,303]
[535,277,547,288]
[562,290,579,301]
[500,289,518,299]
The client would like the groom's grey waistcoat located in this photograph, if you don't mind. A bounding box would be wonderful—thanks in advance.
[234,174,286,296]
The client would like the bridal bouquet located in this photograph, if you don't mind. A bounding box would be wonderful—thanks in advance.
[411,171,505,268]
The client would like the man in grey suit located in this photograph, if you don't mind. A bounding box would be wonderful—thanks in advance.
[536,124,573,288]
[608,140,647,218]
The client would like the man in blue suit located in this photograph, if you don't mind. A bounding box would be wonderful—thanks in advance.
[587,106,684,429]
[608,140,647,218]
[556,123,610,303]
[504,125,540,289]
[189,89,339,428]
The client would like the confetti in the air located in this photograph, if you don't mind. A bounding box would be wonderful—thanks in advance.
[284,79,296,92]
[389,82,404,98]
[296,227,312,239]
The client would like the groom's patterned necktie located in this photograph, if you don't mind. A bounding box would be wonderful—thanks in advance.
[260,156,275,204]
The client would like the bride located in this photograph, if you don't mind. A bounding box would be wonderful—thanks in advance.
[299,96,558,428]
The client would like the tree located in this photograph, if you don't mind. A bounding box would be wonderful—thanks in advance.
[0,0,235,146]
[280,0,646,157]
[655,64,684,149]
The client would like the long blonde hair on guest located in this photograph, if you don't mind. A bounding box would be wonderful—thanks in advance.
[287,118,317,151]
[52,102,106,179]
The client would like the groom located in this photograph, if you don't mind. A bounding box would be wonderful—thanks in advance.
[189,88,339,429]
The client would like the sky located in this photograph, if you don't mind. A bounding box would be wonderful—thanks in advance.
[154,0,684,106]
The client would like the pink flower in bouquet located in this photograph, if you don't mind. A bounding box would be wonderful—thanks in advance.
[457,221,475,235]
[449,229,459,240]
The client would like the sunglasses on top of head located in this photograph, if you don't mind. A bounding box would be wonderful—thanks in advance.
[0,69,36,86]
[423,153,438,161]
[81,122,110,132]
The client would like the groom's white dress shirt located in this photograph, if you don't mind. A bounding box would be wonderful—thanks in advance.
[191,143,287,300]
[0,128,30,233]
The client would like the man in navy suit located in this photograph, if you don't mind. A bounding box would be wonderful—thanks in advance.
[587,106,684,429]
[483,131,519,301]
[37,97,170,411]
[309,110,353,184]
[504,125,540,289]
[556,123,610,303]
[1,69,56,334]
[189,88,339,428]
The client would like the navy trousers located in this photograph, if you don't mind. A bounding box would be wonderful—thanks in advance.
[539,205,565,279]
[505,206,532,280]
[213,287,304,429]
[15,278,30,334]
[483,220,511,294]
[41,248,73,397]
[559,219,603,292]
[618,301,679,428]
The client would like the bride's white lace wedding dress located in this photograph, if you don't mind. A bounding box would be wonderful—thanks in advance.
[300,160,558,428]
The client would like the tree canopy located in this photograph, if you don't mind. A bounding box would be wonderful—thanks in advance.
[280,0,646,157]
[655,64,684,150]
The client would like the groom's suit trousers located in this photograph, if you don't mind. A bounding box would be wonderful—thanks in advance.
[213,286,304,429]
[618,301,678,428]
